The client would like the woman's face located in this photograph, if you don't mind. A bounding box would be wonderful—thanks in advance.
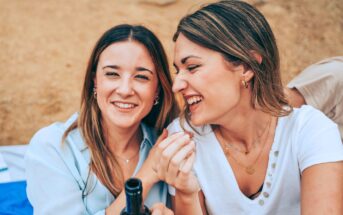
[173,34,247,126]
[94,41,158,130]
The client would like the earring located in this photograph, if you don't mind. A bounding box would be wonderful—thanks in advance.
[153,95,159,105]
[242,80,248,89]
[93,87,97,98]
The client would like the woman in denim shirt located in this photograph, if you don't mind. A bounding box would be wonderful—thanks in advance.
[25,24,178,215]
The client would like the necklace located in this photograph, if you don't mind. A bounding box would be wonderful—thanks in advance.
[218,117,271,155]
[114,149,140,164]
[217,117,272,175]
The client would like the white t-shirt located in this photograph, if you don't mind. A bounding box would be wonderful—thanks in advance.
[167,105,343,215]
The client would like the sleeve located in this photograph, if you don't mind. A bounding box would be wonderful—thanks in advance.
[25,128,105,215]
[295,107,343,173]
[287,58,343,115]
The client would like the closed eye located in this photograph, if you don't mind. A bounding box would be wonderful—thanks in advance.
[135,74,150,81]
[187,64,201,72]
[105,71,119,77]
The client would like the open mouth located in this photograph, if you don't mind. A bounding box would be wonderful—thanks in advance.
[111,101,137,109]
[186,95,203,111]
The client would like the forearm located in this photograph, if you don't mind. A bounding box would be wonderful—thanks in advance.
[135,170,158,199]
[174,191,203,215]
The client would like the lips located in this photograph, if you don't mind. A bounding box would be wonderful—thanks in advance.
[184,95,203,112]
[111,101,137,109]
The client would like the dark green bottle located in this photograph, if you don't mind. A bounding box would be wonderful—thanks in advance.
[120,178,151,215]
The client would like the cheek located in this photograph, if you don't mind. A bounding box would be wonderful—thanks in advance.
[138,83,158,103]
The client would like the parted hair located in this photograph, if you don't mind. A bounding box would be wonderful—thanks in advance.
[63,24,178,196]
[174,0,291,124]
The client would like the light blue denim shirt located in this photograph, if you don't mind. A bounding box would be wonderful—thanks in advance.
[25,113,168,215]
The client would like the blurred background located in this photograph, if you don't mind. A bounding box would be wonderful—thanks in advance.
[0,0,342,145]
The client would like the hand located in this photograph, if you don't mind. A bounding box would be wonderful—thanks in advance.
[150,203,174,215]
[136,129,169,184]
[154,132,200,195]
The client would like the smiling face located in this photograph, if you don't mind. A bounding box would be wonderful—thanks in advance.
[94,41,158,131]
[173,34,251,126]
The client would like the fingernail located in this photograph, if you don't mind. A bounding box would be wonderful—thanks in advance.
[185,131,194,138]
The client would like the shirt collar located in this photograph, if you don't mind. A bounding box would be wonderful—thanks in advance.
[140,122,156,148]
[65,115,156,152]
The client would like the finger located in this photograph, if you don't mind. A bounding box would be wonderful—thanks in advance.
[184,130,194,139]
[154,132,186,170]
[179,152,196,174]
[158,132,186,150]
[151,203,172,215]
[171,141,195,165]
[153,131,183,170]
[155,129,168,146]
[165,141,195,183]
[157,134,191,181]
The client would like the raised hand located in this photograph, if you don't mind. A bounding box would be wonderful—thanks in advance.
[136,129,169,184]
[154,132,200,195]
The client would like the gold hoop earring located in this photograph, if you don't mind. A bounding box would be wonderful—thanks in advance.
[242,80,248,89]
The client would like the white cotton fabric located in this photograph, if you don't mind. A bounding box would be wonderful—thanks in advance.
[168,105,343,215]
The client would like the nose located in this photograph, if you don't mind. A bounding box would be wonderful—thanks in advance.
[116,77,134,97]
[172,73,188,93]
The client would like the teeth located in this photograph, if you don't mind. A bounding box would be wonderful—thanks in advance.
[113,102,135,109]
[187,96,203,105]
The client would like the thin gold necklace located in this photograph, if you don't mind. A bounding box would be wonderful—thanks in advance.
[218,117,271,155]
[114,149,140,164]
[218,117,272,175]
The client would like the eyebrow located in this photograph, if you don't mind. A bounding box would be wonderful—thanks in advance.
[173,55,201,69]
[136,67,153,74]
[102,65,119,70]
[102,65,153,74]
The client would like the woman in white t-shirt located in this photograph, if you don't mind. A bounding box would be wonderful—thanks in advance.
[153,1,343,214]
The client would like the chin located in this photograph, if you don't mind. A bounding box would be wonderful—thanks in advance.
[190,116,206,127]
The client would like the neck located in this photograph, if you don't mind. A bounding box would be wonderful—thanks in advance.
[103,122,142,155]
[216,108,271,150]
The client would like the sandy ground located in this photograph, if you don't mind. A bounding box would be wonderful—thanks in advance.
[0,0,342,145]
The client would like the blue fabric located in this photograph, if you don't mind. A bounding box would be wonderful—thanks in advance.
[0,181,33,215]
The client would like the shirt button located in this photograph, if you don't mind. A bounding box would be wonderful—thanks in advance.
[263,192,270,198]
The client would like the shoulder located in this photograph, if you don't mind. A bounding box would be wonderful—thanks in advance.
[280,105,338,139]
[26,113,80,158]
[286,105,335,128]
[282,106,343,172]
[287,56,343,91]
[301,56,343,77]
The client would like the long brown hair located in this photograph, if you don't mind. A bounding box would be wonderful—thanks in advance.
[174,0,291,126]
[63,24,178,196]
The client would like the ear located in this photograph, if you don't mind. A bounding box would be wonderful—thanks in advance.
[242,69,255,82]
[250,50,262,64]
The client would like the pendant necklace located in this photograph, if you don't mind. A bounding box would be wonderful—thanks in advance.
[114,149,140,164]
[218,117,272,175]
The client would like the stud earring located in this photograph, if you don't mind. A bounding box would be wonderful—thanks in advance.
[153,95,159,105]
[242,80,248,89]
[93,87,97,98]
